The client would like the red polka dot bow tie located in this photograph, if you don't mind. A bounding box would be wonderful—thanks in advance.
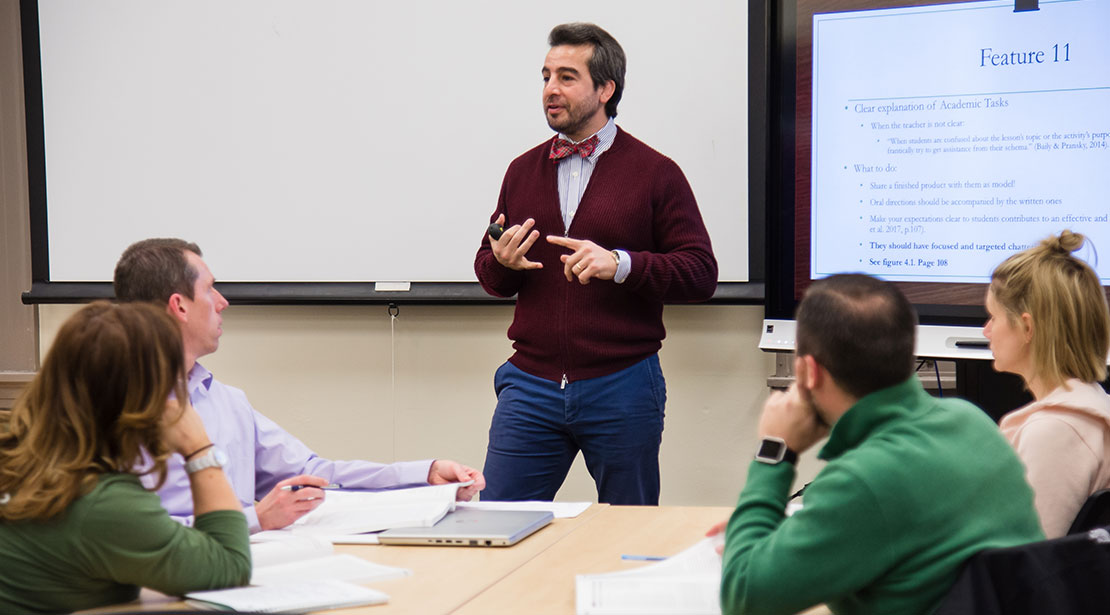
[549,135,599,162]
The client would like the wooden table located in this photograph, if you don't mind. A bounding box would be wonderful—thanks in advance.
[455,505,732,614]
[80,505,832,615]
[339,504,608,615]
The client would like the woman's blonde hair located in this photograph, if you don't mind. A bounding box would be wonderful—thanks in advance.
[0,301,186,521]
[990,230,1110,388]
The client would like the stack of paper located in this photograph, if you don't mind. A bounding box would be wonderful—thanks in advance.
[248,536,410,586]
[186,579,388,613]
[575,536,724,615]
[457,500,592,519]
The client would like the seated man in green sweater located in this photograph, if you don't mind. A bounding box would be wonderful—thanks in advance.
[714,274,1043,615]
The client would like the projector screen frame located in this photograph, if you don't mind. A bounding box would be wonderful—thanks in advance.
[17,0,765,306]
[758,0,1031,334]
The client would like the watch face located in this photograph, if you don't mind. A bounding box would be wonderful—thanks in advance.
[185,447,228,474]
[757,438,786,460]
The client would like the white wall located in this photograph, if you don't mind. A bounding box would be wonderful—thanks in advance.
[39,303,824,506]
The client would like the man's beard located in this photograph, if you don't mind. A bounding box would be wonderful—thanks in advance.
[546,98,602,137]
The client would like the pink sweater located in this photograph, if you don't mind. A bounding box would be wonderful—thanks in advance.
[1000,379,1110,538]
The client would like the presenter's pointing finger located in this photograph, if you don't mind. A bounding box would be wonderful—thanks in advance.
[546,235,582,249]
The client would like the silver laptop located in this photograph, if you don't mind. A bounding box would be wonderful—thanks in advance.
[378,508,553,547]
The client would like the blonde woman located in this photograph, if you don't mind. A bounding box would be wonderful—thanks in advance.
[985,230,1110,538]
[0,302,250,613]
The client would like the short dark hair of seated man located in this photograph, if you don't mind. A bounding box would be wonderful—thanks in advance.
[795,273,917,398]
[716,273,1044,615]
[114,237,203,304]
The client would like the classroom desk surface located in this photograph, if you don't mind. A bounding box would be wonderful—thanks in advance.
[455,504,731,614]
[78,504,832,615]
[346,503,608,615]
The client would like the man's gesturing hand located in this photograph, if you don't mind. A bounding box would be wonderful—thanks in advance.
[489,214,543,271]
[547,235,617,284]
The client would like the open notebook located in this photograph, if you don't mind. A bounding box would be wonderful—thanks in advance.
[252,482,470,544]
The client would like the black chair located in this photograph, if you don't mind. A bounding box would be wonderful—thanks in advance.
[933,530,1110,615]
[1067,488,1110,535]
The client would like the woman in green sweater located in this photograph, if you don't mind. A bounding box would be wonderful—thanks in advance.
[0,301,251,614]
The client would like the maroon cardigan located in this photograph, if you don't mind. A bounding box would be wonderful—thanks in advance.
[474,127,718,382]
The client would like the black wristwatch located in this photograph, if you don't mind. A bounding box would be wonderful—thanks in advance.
[755,437,798,465]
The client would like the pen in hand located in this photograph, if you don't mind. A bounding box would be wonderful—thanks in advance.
[280,483,342,492]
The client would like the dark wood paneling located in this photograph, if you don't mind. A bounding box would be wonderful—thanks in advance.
[1,0,38,373]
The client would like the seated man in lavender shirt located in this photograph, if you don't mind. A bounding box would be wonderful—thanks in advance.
[114,238,485,532]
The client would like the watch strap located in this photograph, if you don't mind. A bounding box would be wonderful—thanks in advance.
[780,447,799,465]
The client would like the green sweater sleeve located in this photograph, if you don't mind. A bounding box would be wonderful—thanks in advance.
[75,475,252,596]
[720,461,895,615]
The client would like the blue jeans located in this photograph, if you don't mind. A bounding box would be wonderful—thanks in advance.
[481,356,666,505]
